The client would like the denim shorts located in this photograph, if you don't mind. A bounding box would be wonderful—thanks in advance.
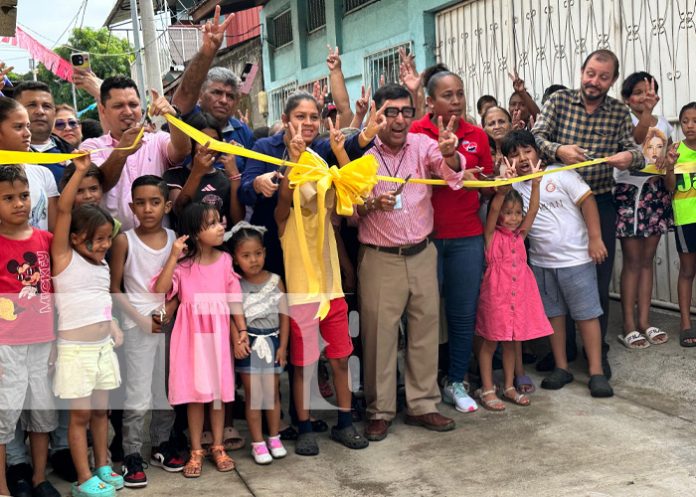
[235,327,282,374]
[531,262,603,321]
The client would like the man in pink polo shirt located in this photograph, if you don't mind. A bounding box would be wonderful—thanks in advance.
[80,76,191,230]
[357,84,478,441]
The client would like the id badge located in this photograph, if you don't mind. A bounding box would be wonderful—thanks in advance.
[394,194,403,210]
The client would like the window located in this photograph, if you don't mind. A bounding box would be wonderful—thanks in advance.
[307,0,325,32]
[363,42,412,92]
[269,81,298,122]
[345,0,380,14]
[272,10,293,48]
[298,76,329,96]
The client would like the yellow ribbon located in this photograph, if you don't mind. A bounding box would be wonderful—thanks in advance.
[641,162,696,175]
[286,150,378,319]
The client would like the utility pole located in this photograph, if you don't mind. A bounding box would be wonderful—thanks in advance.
[128,0,147,105]
[140,0,163,97]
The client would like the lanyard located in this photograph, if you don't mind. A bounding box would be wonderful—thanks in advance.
[374,145,408,179]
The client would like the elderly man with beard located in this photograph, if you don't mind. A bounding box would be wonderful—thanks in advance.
[532,49,643,378]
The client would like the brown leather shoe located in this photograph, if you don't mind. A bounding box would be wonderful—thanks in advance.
[364,419,391,441]
[404,412,455,432]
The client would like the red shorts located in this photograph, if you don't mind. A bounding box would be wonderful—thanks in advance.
[289,298,352,366]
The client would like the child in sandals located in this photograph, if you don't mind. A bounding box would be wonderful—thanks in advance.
[475,148,553,411]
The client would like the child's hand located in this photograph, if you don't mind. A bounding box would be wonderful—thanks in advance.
[234,331,251,359]
[499,157,518,180]
[437,115,458,157]
[530,160,543,185]
[328,118,345,155]
[657,142,679,171]
[285,121,306,162]
[275,346,287,368]
[193,142,216,173]
[511,108,525,130]
[111,320,124,348]
[219,153,239,177]
[72,151,92,173]
[354,85,370,121]
[171,235,189,258]
[48,343,57,375]
[588,237,608,264]
[362,101,388,140]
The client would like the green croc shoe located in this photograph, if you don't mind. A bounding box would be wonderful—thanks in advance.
[71,475,115,497]
[93,465,124,490]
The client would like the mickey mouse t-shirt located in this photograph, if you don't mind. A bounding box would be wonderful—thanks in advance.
[0,228,55,345]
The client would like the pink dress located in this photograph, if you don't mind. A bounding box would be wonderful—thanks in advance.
[476,226,553,342]
[163,252,242,405]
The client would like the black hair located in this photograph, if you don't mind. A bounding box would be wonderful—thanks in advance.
[422,63,463,98]
[477,95,498,114]
[70,204,114,243]
[80,118,103,140]
[228,227,264,253]
[0,96,24,123]
[621,72,659,100]
[177,202,220,264]
[501,189,524,211]
[679,102,696,121]
[542,84,567,104]
[13,81,51,101]
[283,91,319,116]
[581,49,620,80]
[100,76,140,104]
[500,129,541,157]
[252,126,270,140]
[372,84,413,109]
[0,164,28,185]
[183,111,223,152]
[131,174,169,199]
[59,162,104,192]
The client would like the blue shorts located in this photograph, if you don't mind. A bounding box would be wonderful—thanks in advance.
[235,327,282,374]
[531,262,603,321]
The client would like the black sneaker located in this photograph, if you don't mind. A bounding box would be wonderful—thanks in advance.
[540,367,574,390]
[6,463,32,497]
[151,441,185,472]
[122,453,148,488]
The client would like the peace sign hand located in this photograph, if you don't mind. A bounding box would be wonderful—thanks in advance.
[362,101,388,140]
[641,77,660,116]
[656,142,679,171]
[326,45,341,71]
[354,84,371,119]
[201,5,235,54]
[285,121,306,162]
[437,115,458,156]
[500,157,519,180]
[530,159,544,185]
[312,81,328,110]
[508,69,526,94]
[171,235,189,258]
[328,118,345,155]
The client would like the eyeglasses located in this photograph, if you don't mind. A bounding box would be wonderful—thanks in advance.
[54,119,80,130]
[384,106,416,118]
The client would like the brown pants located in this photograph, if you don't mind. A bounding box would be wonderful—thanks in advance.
[358,242,441,421]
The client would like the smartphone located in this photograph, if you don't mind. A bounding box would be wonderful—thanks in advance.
[71,52,91,71]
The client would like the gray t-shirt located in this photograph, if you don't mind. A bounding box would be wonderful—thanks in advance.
[241,273,281,330]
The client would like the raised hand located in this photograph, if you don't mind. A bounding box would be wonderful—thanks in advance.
[193,141,216,172]
[500,157,519,179]
[171,235,189,258]
[641,77,660,116]
[508,69,526,94]
[398,47,421,94]
[511,108,525,129]
[149,88,176,116]
[71,150,92,173]
[237,108,250,125]
[378,74,386,88]
[530,159,543,184]
[362,101,388,140]
[657,142,679,171]
[0,61,13,93]
[326,45,341,71]
[312,80,328,110]
[355,84,370,118]
[201,5,235,54]
[437,115,458,156]
[286,121,306,162]
[328,118,345,154]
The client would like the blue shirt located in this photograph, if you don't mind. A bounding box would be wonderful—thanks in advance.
[30,135,75,187]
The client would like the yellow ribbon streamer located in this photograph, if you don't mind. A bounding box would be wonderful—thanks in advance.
[641,162,696,175]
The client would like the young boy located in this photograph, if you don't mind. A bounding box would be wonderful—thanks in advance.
[109,175,183,487]
[274,122,369,456]
[503,130,614,398]
[0,165,60,497]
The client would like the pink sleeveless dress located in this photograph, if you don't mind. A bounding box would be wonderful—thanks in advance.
[476,226,553,342]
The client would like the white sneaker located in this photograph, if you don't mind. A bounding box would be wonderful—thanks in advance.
[443,381,478,413]
[267,436,287,458]
[251,442,273,465]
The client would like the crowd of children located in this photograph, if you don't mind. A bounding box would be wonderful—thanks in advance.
[0,40,695,497]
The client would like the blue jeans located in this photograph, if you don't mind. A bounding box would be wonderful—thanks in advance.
[434,236,484,383]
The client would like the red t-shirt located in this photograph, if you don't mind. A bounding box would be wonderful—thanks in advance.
[410,114,494,239]
[0,228,54,345]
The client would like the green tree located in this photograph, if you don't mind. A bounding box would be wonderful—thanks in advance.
[14,27,134,119]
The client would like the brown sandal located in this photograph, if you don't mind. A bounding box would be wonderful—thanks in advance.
[209,444,235,472]
[183,449,206,478]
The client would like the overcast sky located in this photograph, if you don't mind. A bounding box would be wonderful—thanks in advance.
[0,0,121,73]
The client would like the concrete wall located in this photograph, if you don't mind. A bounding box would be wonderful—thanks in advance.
[260,0,460,122]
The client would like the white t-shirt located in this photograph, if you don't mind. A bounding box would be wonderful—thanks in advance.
[24,164,59,231]
[513,165,592,268]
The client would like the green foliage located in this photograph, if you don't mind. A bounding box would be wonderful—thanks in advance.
[11,27,134,119]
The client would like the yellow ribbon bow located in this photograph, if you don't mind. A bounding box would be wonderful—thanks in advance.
[286,150,378,319]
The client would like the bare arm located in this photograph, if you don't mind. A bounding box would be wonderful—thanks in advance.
[579,193,608,264]
[484,188,507,248]
[326,46,354,128]
[47,196,57,233]
[276,279,289,368]
[153,236,188,294]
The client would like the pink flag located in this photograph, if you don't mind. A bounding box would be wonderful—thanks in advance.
[0,26,74,82]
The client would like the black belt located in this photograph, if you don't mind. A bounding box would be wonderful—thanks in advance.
[364,237,430,257]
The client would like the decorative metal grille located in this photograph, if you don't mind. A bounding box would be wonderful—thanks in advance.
[307,0,326,32]
[269,81,298,122]
[272,9,293,48]
[345,0,380,15]
[363,42,413,92]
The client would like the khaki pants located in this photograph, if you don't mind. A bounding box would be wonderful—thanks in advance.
[358,242,441,421]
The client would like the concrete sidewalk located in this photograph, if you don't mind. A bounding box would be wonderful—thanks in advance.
[47,302,696,497]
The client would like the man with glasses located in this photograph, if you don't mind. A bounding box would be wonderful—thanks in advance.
[14,81,75,186]
[356,84,477,441]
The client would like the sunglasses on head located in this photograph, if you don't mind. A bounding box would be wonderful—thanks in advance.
[384,106,416,118]
[54,119,80,130]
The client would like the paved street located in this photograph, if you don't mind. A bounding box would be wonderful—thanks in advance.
[47,302,696,497]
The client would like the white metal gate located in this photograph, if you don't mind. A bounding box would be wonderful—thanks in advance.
[435,0,696,307]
